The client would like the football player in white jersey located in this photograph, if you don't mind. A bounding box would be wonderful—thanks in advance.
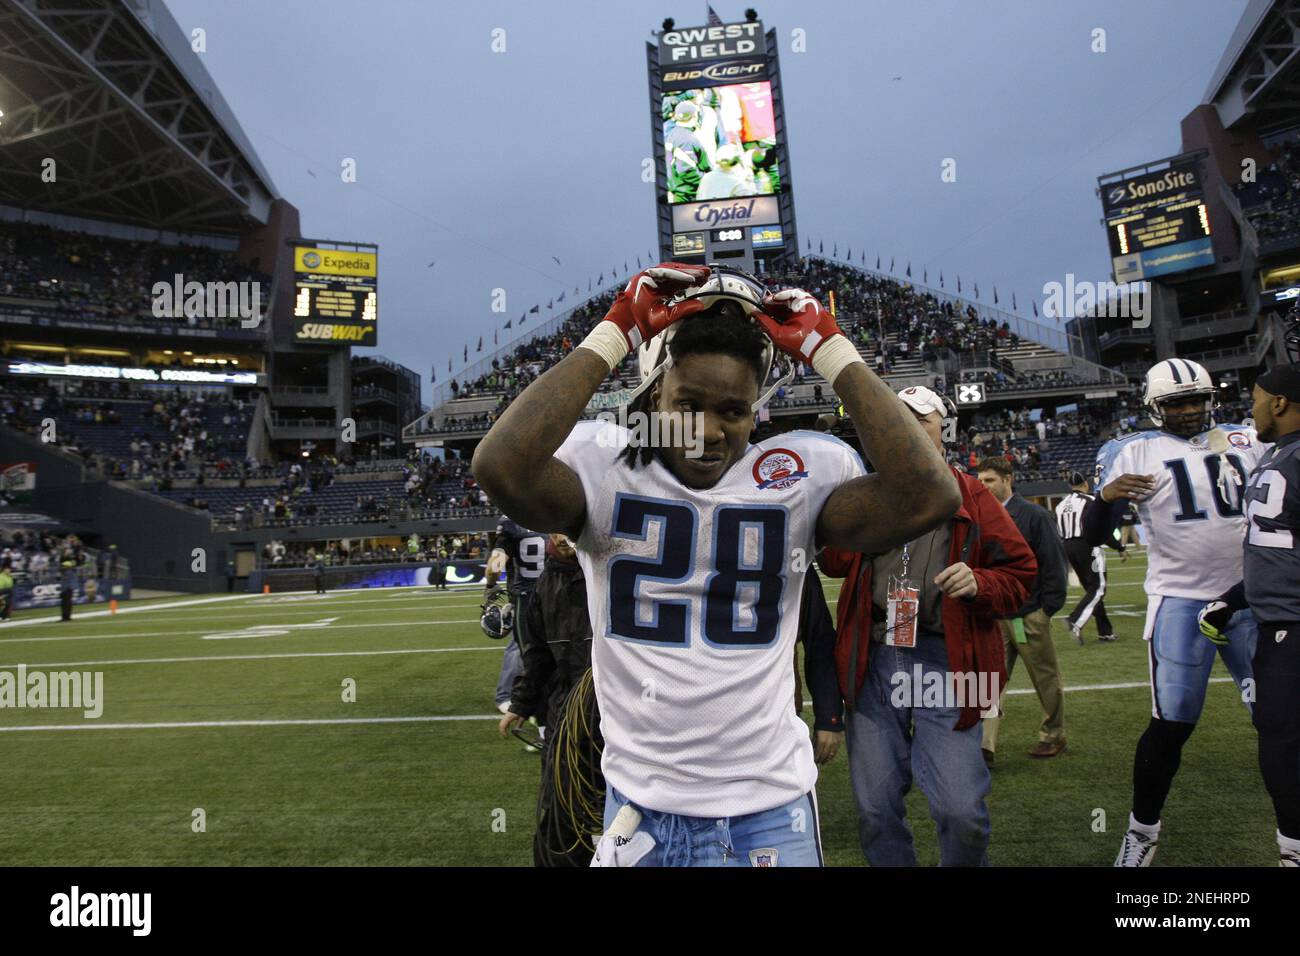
[1084,358,1269,866]
[473,263,960,866]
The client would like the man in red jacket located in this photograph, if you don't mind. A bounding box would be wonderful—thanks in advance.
[821,386,1037,866]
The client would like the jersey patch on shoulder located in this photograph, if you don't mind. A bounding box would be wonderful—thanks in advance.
[753,448,809,490]
[1225,430,1252,449]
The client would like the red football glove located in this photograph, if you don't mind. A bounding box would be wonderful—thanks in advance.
[601,263,713,350]
[754,288,844,366]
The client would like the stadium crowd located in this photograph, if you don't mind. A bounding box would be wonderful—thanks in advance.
[1234,137,1300,250]
[0,529,122,585]
[259,531,490,569]
[429,256,1070,433]
[0,219,271,332]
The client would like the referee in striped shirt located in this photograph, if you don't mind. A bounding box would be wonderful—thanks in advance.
[1055,471,1124,644]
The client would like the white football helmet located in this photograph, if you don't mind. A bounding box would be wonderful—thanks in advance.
[1142,358,1217,435]
[671,100,700,129]
[628,265,793,412]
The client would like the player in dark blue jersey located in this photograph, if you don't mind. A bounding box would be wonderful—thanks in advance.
[1198,364,1300,866]
[487,517,548,716]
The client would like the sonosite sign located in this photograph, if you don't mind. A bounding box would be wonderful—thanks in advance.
[1098,155,1213,283]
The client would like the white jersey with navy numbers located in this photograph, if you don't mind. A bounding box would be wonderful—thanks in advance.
[1095,423,1269,601]
[555,419,865,818]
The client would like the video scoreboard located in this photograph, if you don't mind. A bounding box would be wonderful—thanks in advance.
[649,15,798,269]
[291,244,378,345]
[1098,156,1213,283]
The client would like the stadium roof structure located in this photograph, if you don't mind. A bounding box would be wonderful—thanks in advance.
[1203,0,1300,132]
[0,0,278,234]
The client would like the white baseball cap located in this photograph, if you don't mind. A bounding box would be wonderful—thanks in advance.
[897,385,955,417]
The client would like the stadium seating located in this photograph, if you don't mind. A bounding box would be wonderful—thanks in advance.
[420,256,1105,439]
[0,219,272,332]
[1233,139,1300,252]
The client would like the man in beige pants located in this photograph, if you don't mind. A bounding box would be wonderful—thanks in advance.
[977,458,1069,762]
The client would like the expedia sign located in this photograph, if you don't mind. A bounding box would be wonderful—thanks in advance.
[672,196,780,233]
[658,20,764,66]
[293,247,377,278]
[661,57,767,91]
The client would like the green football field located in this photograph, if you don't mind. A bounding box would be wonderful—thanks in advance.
[0,549,1277,866]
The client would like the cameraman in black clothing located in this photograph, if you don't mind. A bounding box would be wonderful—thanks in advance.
[498,534,593,740]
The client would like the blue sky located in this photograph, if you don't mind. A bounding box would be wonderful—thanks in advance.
[163,0,1249,403]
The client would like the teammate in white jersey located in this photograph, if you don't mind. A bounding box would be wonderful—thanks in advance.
[1084,358,1269,866]
[473,263,960,866]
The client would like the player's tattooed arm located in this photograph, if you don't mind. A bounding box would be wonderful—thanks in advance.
[816,362,961,553]
[472,349,609,539]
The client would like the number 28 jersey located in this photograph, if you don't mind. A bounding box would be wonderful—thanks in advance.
[555,420,864,818]
[1095,424,1268,600]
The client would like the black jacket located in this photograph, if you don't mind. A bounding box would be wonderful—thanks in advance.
[1003,493,1067,618]
[508,554,592,727]
[800,567,844,733]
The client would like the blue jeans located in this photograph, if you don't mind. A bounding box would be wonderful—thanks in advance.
[602,785,823,867]
[845,633,992,866]
[494,638,521,707]
[494,590,532,708]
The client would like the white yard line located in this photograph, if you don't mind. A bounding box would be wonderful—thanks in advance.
[0,714,500,733]
[0,592,268,629]
[0,618,481,647]
[0,585,485,630]
[0,677,1235,733]
[1009,677,1232,696]
[0,644,501,669]
[136,601,489,617]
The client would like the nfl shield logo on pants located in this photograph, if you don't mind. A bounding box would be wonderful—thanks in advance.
[749,848,778,867]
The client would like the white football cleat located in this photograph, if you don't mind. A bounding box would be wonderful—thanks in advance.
[1070,623,1084,646]
[1115,828,1158,867]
